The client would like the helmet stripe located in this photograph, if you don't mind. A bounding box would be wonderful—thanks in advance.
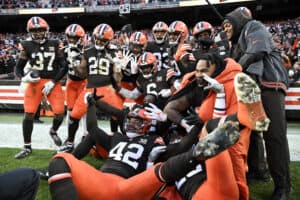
[157,22,162,29]
[99,24,107,37]
[141,53,147,64]
[135,32,141,42]
[170,21,177,32]
[70,24,77,33]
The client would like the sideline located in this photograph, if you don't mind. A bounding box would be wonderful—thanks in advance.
[1,122,299,161]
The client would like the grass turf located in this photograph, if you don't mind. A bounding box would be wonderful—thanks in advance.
[0,148,299,200]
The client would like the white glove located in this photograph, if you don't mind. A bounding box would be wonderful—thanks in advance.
[158,89,172,98]
[180,118,194,133]
[120,49,133,69]
[202,73,224,93]
[42,81,55,95]
[21,70,40,83]
[148,145,167,162]
[144,103,167,122]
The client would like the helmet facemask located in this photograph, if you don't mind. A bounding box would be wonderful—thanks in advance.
[94,37,109,51]
[139,64,155,79]
[124,107,151,137]
[153,30,167,44]
[30,28,48,44]
[168,31,182,46]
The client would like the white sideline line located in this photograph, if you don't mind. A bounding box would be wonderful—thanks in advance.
[0,123,299,161]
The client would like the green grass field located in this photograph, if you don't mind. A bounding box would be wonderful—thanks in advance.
[0,148,299,200]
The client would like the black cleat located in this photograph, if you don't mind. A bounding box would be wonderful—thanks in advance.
[193,121,240,159]
[37,169,49,180]
[50,133,62,146]
[15,148,32,159]
[56,143,74,153]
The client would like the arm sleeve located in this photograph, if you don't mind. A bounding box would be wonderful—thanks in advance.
[238,51,265,70]
[15,58,27,78]
[155,125,202,162]
[86,102,111,149]
[53,56,68,83]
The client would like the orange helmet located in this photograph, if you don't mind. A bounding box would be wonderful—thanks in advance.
[129,31,147,55]
[26,16,49,44]
[152,21,168,44]
[124,104,152,136]
[93,23,114,50]
[65,24,85,48]
[192,21,213,37]
[168,21,188,46]
[138,52,157,79]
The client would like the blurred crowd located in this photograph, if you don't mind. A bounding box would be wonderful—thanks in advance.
[0,0,172,8]
[1,17,300,85]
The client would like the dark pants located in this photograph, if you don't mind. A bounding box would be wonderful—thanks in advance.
[0,168,40,200]
[247,131,268,174]
[261,89,290,190]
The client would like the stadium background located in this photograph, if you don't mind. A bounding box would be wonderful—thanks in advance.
[0,0,300,120]
[0,0,299,32]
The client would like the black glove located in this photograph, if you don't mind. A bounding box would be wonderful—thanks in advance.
[86,88,104,105]
[184,107,203,127]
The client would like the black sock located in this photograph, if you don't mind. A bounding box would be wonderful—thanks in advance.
[68,117,80,141]
[23,118,33,143]
[50,178,78,200]
[52,115,64,132]
[155,149,200,183]
[49,158,78,200]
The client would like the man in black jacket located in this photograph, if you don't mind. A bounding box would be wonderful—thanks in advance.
[222,7,290,200]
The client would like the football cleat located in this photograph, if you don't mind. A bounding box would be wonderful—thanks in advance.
[193,121,240,159]
[56,143,74,153]
[50,130,62,146]
[234,73,270,131]
[15,148,32,159]
[37,169,49,180]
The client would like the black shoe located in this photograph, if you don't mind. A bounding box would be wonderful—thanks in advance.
[193,121,240,159]
[56,143,74,153]
[34,119,44,123]
[37,169,49,180]
[50,132,62,146]
[271,187,289,200]
[15,148,32,159]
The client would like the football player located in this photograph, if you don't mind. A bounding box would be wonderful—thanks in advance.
[118,52,177,109]
[115,31,148,109]
[145,70,270,200]
[15,16,68,159]
[58,24,87,153]
[146,21,170,70]
[64,23,124,152]
[47,91,241,200]
[161,53,270,200]
[167,20,191,78]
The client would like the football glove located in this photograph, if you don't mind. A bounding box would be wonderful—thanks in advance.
[42,81,55,95]
[148,145,167,162]
[144,103,167,122]
[158,89,172,98]
[202,73,224,93]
